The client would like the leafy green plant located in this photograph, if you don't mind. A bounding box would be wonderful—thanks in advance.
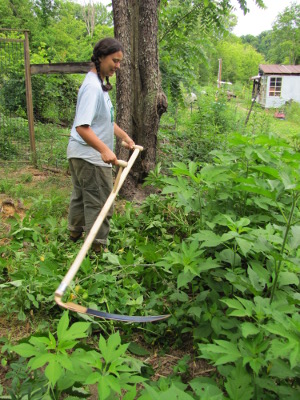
[9,312,148,399]
[5,356,48,400]
[84,332,146,399]
[142,128,300,396]
[139,380,195,400]
[11,311,92,398]
[198,299,300,399]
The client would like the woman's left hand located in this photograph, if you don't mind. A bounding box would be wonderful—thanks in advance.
[125,138,135,149]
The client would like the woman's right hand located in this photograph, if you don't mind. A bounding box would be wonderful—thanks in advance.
[76,125,118,165]
[101,148,118,165]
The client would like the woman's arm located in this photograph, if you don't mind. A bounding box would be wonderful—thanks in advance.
[76,125,118,164]
[114,123,135,149]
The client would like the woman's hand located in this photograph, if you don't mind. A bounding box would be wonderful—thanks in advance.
[125,137,135,149]
[100,147,118,165]
[76,125,118,164]
[114,123,135,149]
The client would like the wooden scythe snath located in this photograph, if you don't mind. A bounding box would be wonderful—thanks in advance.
[55,144,170,323]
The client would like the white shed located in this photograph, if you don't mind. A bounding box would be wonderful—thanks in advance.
[252,64,300,108]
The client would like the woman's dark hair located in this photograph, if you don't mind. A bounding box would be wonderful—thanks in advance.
[91,37,124,92]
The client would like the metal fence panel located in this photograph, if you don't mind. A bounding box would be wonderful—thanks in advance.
[0,32,31,162]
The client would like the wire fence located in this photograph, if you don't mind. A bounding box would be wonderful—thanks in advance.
[0,29,77,170]
[0,32,31,162]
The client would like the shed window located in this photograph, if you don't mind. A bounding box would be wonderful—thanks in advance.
[269,77,282,97]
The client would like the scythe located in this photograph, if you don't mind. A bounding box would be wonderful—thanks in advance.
[55,143,170,322]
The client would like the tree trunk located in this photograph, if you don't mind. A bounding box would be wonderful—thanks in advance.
[112,0,167,198]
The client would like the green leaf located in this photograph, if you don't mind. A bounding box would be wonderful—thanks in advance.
[201,165,229,184]
[244,356,265,375]
[289,342,300,369]
[177,270,195,288]
[224,362,253,400]
[170,291,189,302]
[269,338,297,368]
[125,375,147,384]
[288,225,300,250]
[30,336,51,347]
[278,271,299,287]
[98,333,127,365]
[57,311,69,342]
[141,383,161,400]
[11,227,35,236]
[249,261,270,287]
[106,253,120,265]
[247,267,265,292]
[98,335,108,362]
[236,237,252,256]
[63,322,90,341]
[269,359,298,379]
[122,386,137,400]
[214,341,241,365]
[107,331,121,352]
[241,322,260,338]
[188,306,202,319]
[198,258,222,273]
[98,375,111,400]
[279,171,297,190]
[106,374,121,394]
[234,183,274,199]
[12,343,39,358]
[47,331,57,350]
[58,339,78,352]
[190,377,225,399]
[128,342,150,356]
[45,360,63,387]
[221,298,253,318]
[195,231,224,247]
[143,382,194,400]
[57,353,74,371]
[199,340,241,365]
[17,310,26,321]
[28,353,52,370]
[162,185,184,194]
[219,248,241,267]
[251,165,280,179]
[85,371,100,385]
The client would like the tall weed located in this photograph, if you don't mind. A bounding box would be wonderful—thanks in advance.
[145,130,300,397]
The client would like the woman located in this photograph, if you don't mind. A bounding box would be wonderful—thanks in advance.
[67,37,135,254]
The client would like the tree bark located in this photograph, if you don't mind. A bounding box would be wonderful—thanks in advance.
[112,0,167,197]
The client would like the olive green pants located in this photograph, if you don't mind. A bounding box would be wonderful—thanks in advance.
[68,158,113,245]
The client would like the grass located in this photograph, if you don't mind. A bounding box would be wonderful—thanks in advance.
[0,165,71,217]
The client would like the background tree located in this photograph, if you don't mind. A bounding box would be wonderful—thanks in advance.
[34,0,58,28]
[82,1,96,37]
[159,0,228,104]
[269,2,300,64]
[216,39,265,83]
[112,0,266,195]
[112,0,168,195]
[80,1,112,38]
[0,0,35,30]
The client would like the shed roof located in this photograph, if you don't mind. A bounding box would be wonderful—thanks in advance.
[259,64,300,75]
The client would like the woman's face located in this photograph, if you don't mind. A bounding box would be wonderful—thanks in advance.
[100,51,123,80]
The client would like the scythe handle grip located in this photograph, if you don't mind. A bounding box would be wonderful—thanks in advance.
[122,141,144,151]
[116,160,128,168]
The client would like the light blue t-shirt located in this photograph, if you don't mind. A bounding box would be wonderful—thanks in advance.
[67,71,114,167]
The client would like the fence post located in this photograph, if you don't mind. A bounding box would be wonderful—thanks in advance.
[24,30,36,165]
